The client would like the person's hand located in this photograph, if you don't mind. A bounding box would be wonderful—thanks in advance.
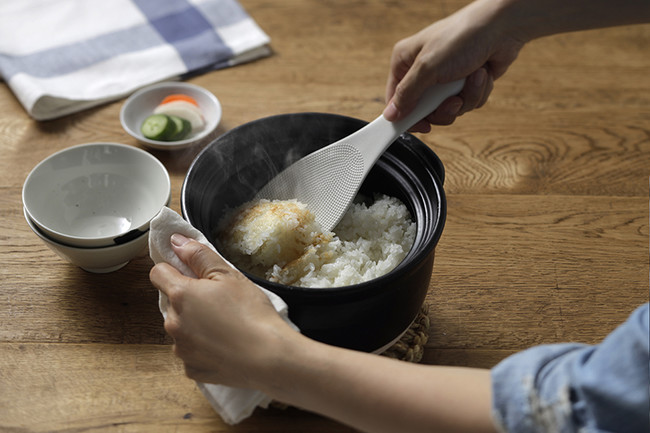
[149,233,297,389]
[150,234,497,433]
[383,0,526,132]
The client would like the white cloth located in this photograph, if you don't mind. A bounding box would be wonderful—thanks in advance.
[149,206,297,424]
[0,0,271,120]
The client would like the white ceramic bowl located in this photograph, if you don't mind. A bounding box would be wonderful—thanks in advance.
[120,82,222,150]
[23,142,170,248]
[24,207,149,273]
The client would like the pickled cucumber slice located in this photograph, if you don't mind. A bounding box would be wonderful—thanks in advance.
[141,114,175,140]
[168,115,192,141]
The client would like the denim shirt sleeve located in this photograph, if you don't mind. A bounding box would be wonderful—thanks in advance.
[491,303,649,433]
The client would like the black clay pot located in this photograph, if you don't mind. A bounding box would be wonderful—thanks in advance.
[181,113,446,352]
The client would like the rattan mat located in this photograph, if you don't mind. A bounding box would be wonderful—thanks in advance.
[380,302,430,363]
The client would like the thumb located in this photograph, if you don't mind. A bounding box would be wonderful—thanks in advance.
[383,62,438,122]
[170,233,232,281]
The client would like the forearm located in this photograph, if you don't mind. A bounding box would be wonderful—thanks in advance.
[260,332,496,433]
[491,0,650,42]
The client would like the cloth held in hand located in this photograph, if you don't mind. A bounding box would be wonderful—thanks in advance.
[149,206,297,425]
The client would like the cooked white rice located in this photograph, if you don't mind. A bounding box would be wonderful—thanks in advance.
[217,194,415,288]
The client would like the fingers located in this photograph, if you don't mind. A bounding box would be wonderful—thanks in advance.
[409,119,432,134]
[422,96,463,127]
[387,66,494,129]
[384,53,469,127]
[383,15,499,128]
[384,32,438,123]
[183,365,211,382]
[458,68,493,116]
[170,233,238,282]
[150,261,187,300]
[149,262,188,335]
[384,60,437,123]
[149,234,299,389]
[148,234,239,329]
[385,35,423,104]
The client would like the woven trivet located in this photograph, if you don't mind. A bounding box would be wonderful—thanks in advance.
[270,302,430,409]
[380,301,430,363]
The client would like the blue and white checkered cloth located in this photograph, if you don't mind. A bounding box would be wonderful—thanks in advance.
[0,0,271,120]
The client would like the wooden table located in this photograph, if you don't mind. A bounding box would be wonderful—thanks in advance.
[1,1,648,431]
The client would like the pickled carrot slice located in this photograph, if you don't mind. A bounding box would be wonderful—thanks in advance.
[160,94,199,107]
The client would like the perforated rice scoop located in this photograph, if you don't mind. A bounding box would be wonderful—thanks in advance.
[255,79,465,231]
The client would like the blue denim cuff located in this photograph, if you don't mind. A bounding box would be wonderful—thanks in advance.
[491,303,649,433]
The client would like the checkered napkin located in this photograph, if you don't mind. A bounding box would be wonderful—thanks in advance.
[0,0,271,120]
[149,207,298,424]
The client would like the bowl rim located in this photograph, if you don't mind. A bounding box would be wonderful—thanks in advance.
[22,142,170,246]
[181,112,447,295]
[120,81,222,150]
[23,206,150,251]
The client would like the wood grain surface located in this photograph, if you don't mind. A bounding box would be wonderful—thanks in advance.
[1,0,648,431]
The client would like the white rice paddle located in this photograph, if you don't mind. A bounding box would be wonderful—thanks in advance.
[255,79,465,231]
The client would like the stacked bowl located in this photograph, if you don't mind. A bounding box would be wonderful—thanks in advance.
[22,142,170,273]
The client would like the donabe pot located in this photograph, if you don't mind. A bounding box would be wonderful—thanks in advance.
[181,113,446,352]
